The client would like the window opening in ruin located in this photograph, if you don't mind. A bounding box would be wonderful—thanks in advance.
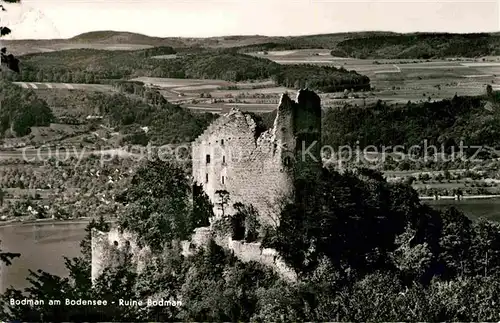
[221,139,224,146]
[222,176,225,184]
[222,156,226,164]
[205,173,209,183]
[124,240,131,253]
[284,156,292,167]
[206,154,211,164]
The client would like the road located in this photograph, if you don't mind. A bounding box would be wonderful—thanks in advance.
[0,148,142,160]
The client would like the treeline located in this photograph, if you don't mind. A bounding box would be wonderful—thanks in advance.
[3,160,500,321]
[331,33,500,59]
[275,64,371,92]
[5,46,177,83]
[233,32,399,52]
[5,49,371,93]
[322,95,500,153]
[0,81,54,137]
[234,41,320,53]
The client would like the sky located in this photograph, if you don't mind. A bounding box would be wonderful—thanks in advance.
[1,0,499,39]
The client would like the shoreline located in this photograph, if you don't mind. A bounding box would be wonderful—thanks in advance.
[1,196,500,229]
[420,195,500,201]
[0,217,118,228]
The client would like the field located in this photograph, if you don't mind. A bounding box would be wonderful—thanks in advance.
[130,49,500,112]
[129,77,290,113]
[13,82,115,92]
[249,49,500,103]
[11,48,500,116]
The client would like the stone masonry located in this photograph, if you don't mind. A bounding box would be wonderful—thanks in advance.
[191,89,322,224]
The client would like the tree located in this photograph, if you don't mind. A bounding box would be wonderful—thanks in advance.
[117,158,196,251]
[0,0,20,73]
[486,84,493,97]
[0,240,20,266]
[80,214,111,260]
[0,187,4,206]
[191,183,213,229]
[215,189,230,217]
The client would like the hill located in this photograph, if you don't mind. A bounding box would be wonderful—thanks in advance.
[330,33,500,59]
[69,31,176,45]
[69,31,276,48]
[2,31,276,55]
[322,94,500,154]
[5,31,500,58]
[0,79,217,146]
[1,30,400,56]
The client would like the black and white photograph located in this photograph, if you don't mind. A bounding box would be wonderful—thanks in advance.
[0,0,500,321]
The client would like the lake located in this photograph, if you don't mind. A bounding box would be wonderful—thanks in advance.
[0,221,88,294]
[424,199,500,222]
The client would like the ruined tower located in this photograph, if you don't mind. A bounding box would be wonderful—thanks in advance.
[191,89,322,224]
[274,88,322,181]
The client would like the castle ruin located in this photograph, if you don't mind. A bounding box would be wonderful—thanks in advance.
[91,89,322,282]
[192,89,322,224]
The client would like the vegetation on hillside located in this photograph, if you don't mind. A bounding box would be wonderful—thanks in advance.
[331,33,500,59]
[84,90,216,145]
[116,159,212,252]
[274,64,370,92]
[10,47,177,83]
[234,32,398,52]
[322,94,500,154]
[2,159,500,321]
[0,78,215,144]
[0,81,54,137]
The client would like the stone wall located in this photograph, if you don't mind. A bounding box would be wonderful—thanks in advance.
[192,109,292,225]
[91,227,151,283]
[227,238,297,281]
[92,225,296,282]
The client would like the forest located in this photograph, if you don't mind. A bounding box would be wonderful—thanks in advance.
[330,33,500,59]
[321,94,500,154]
